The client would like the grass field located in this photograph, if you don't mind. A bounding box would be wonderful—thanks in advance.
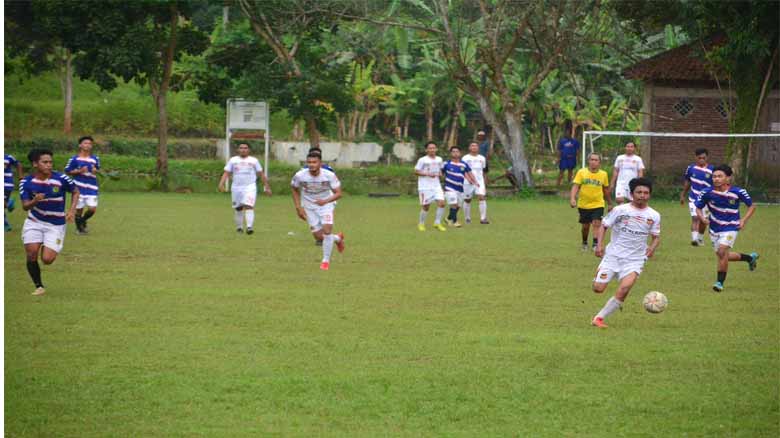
[4,194,779,436]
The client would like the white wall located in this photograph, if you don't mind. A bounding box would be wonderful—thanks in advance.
[272,142,416,167]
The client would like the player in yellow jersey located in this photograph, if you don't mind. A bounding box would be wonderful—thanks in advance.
[570,153,612,251]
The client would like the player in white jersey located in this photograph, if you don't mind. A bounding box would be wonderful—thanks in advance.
[610,142,645,204]
[590,177,661,328]
[218,143,271,235]
[461,142,489,224]
[291,152,345,271]
[414,141,447,232]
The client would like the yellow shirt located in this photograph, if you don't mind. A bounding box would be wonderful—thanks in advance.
[573,168,609,209]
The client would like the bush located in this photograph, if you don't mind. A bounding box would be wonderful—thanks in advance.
[4,137,217,159]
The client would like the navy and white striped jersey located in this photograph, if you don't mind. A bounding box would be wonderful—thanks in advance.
[443,160,472,193]
[19,172,76,226]
[695,186,752,233]
[4,154,19,193]
[65,155,100,196]
[684,164,715,201]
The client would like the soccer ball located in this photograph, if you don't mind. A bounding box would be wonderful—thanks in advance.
[643,291,668,314]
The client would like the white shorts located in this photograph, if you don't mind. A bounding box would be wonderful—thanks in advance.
[615,182,633,200]
[593,254,646,283]
[445,190,463,205]
[77,195,98,209]
[709,230,738,251]
[688,201,709,218]
[463,180,486,199]
[22,218,66,253]
[232,184,257,209]
[418,186,444,205]
[304,203,335,232]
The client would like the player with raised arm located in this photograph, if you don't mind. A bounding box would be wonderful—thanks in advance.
[591,178,661,328]
[20,149,79,296]
[461,141,489,224]
[219,143,272,235]
[442,145,479,227]
[291,152,345,271]
[415,141,447,232]
[694,165,758,292]
[680,148,714,246]
[5,153,23,231]
[611,142,645,204]
[64,136,100,234]
[570,153,612,251]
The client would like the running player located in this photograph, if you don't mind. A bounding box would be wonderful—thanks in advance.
[570,153,612,251]
[415,141,447,232]
[5,153,23,231]
[591,177,661,328]
[462,141,489,224]
[20,149,80,296]
[64,136,100,234]
[680,148,714,246]
[219,143,272,234]
[304,147,333,246]
[291,152,345,270]
[442,145,479,227]
[694,164,758,292]
[611,142,645,204]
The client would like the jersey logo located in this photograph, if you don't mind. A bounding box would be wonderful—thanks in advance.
[56,238,62,245]
[727,235,733,241]
[52,186,59,193]
[729,199,736,205]
[646,219,654,225]
[599,272,608,279]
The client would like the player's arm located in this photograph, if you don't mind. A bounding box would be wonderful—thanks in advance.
[739,204,756,230]
[602,185,613,211]
[15,161,23,179]
[258,171,272,196]
[609,167,619,191]
[695,192,709,224]
[594,225,608,257]
[569,183,579,208]
[22,193,46,210]
[315,186,342,206]
[646,233,660,258]
[465,170,478,186]
[218,171,231,192]
[680,180,691,205]
[66,188,80,223]
[291,186,306,221]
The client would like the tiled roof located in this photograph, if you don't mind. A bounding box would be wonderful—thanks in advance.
[624,35,726,82]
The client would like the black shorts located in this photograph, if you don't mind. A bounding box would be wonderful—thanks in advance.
[578,207,604,224]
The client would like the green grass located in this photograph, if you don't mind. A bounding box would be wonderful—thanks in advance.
[4,195,779,436]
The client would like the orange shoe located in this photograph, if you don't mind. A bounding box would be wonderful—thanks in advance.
[320,261,330,271]
[591,316,608,328]
[336,232,345,253]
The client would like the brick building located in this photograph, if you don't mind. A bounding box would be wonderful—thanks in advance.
[624,37,779,185]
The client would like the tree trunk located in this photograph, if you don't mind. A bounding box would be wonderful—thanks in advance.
[393,112,401,140]
[155,91,169,190]
[349,111,359,140]
[305,114,320,148]
[360,110,370,137]
[337,114,346,140]
[502,113,533,188]
[425,101,434,141]
[62,49,73,135]
[403,116,409,139]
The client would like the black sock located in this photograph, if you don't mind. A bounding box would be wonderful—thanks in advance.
[582,238,588,245]
[449,208,458,222]
[81,210,95,222]
[717,271,727,284]
[26,261,43,288]
[739,253,752,262]
[592,238,598,247]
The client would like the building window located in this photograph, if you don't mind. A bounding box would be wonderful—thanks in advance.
[673,98,694,117]
[715,100,734,119]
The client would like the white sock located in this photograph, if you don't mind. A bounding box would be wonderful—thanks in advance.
[692,231,698,241]
[234,210,244,229]
[479,200,487,220]
[322,234,334,262]
[419,209,428,224]
[332,233,341,243]
[596,296,623,320]
[463,203,471,221]
[245,210,255,229]
[434,207,445,225]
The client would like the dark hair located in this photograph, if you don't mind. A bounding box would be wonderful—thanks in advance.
[625,141,636,148]
[237,142,250,148]
[714,164,733,176]
[309,147,322,153]
[78,136,94,144]
[28,148,53,163]
[425,141,437,148]
[306,152,322,160]
[694,148,709,156]
[449,145,461,151]
[563,119,572,132]
[629,177,652,194]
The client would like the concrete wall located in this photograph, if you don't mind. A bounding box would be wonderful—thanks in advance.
[272,142,416,167]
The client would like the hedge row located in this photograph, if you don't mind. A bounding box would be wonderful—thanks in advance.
[4,137,217,159]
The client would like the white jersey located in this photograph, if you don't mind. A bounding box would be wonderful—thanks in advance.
[415,156,444,191]
[614,154,645,184]
[602,203,661,260]
[462,154,487,180]
[291,168,341,208]
[225,156,262,188]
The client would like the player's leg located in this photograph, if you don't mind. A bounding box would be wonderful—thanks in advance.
[463,199,472,224]
[241,187,257,234]
[319,206,339,269]
[591,218,602,250]
[578,209,591,250]
[78,197,98,232]
[567,167,574,184]
[4,192,10,231]
[234,206,244,232]
[433,197,447,231]
[713,244,730,292]
[24,243,45,294]
[445,192,459,226]
[418,191,431,230]
[478,194,488,224]
[591,259,619,327]
[243,206,255,234]
[593,270,639,328]
[557,169,564,186]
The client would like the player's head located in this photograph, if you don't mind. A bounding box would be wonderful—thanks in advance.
[425,141,437,156]
[468,142,479,154]
[477,130,486,140]
[78,136,94,153]
[306,151,322,173]
[712,164,732,188]
[449,145,461,159]
[625,142,637,155]
[587,153,601,170]
[237,143,250,157]
[629,177,652,206]
[308,147,322,157]
[28,148,54,176]
[694,148,709,165]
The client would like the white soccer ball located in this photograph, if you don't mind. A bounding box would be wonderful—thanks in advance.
[643,291,668,314]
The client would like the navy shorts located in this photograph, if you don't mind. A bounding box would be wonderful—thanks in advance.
[559,158,576,170]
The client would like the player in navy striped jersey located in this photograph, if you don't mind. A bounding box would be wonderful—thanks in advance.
[680,148,715,246]
[694,165,758,292]
[5,153,23,231]
[20,149,80,296]
[442,146,479,227]
[65,136,100,234]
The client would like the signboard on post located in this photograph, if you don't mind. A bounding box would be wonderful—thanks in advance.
[225,99,271,175]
